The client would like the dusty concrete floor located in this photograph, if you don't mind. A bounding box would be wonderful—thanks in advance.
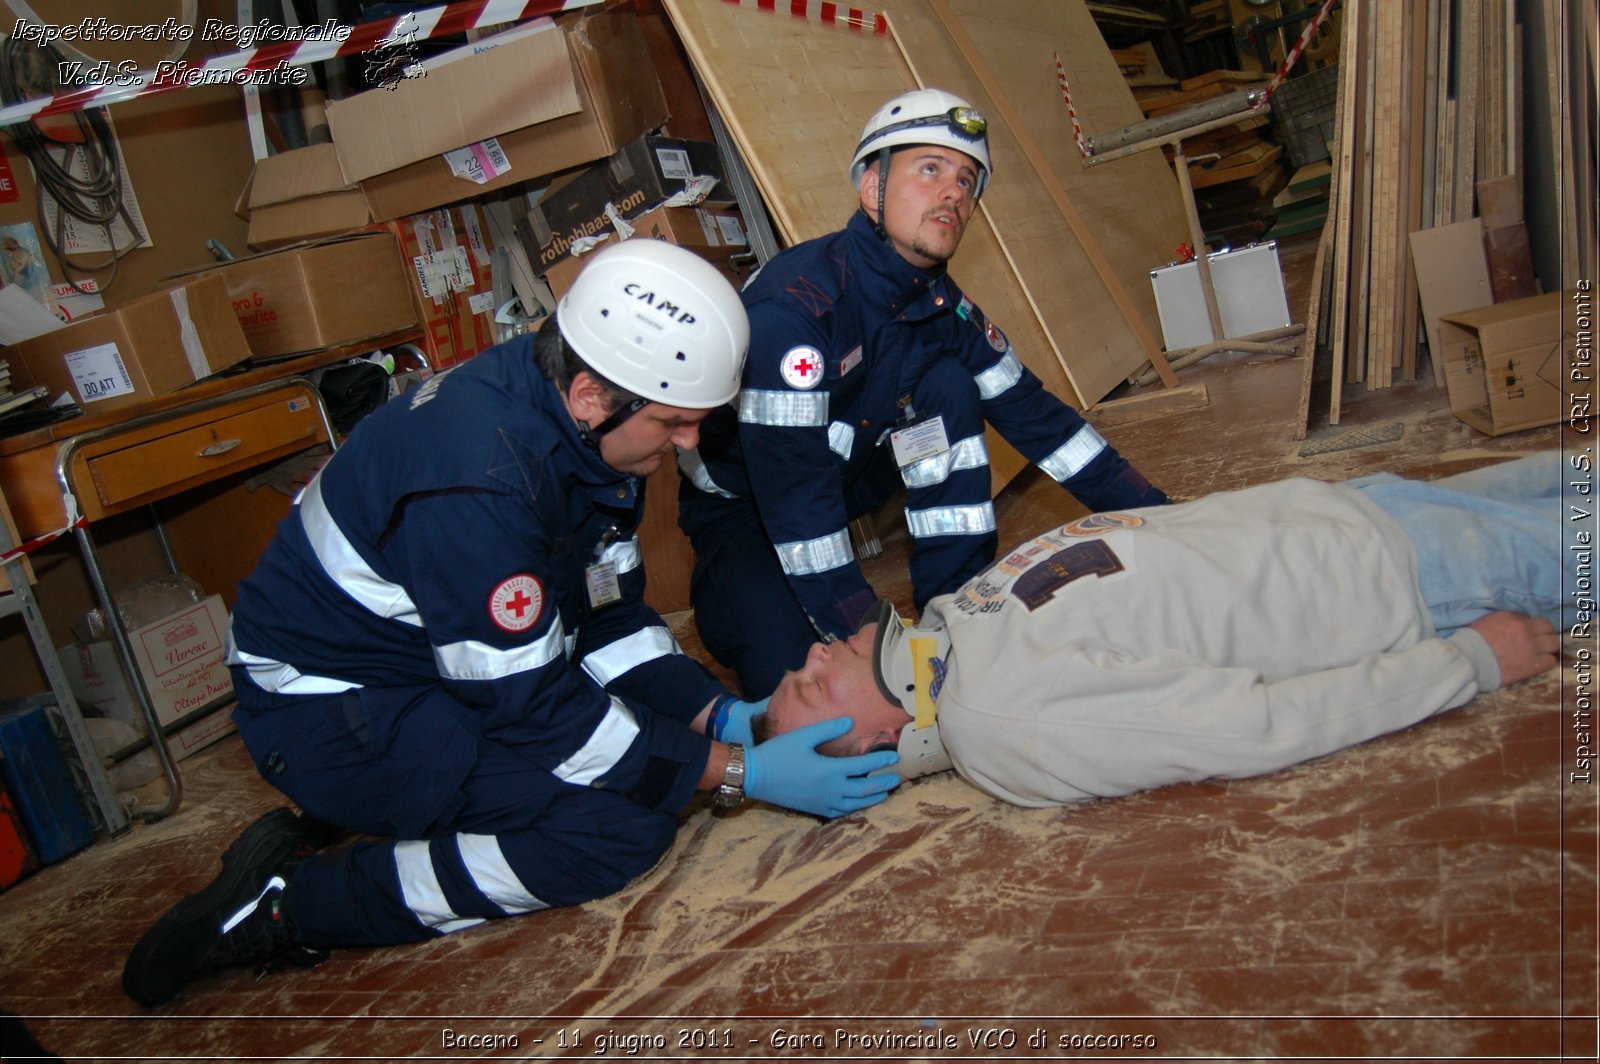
[0,232,1594,1061]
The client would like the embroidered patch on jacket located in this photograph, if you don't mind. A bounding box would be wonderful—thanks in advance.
[489,574,545,633]
[956,295,973,321]
[1011,540,1125,611]
[985,321,1009,352]
[780,346,826,390]
[1059,512,1144,537]
[840,345,864,377]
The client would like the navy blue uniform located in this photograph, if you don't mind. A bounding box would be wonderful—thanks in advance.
[227,337,723,948]
[680,212,1165,696]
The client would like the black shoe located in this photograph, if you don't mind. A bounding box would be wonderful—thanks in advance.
[122,808,328,1007]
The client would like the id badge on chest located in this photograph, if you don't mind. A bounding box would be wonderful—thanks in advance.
[891,414,950,468]
[585,560,622,609]
[586,524,624,609]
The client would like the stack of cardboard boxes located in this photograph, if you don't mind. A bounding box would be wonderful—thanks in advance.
[237,9,679,369]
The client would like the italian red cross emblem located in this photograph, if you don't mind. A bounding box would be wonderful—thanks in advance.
[780,345,825,390]
[489,574,545,633]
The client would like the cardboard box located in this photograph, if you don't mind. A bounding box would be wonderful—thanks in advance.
[245,143,373,249]
[525,136,732,269]
[381,205,500,368]
[327,21,581,184]
[355,11,671,223]
[1437,290,1575,436]
[5,276,254,416]
[541,207,748,300]
[627,204,748,261]
[179,233,417,358]
[58,596,234,745]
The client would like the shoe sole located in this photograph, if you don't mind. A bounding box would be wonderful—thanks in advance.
[122,808,308,1008]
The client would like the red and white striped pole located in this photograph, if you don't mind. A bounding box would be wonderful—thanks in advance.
[0,0,602,129]
[719,0,887,34]
[1054,51,1090,159]
[1258,0,1340,106]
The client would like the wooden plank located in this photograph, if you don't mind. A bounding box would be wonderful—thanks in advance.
[1366,0,1399,390]
[1187,142,1284,188]
[1453,0,1480,219]
[1400,0,1431,381]
[1084,382,1210,428]
[1326,0,1366,424]
[1432,0,1454,227]
[1418,0,1441,231]
[1178,69,1271,92]
[1293,216,1336,440]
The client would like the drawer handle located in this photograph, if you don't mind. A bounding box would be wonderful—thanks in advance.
[198,438,244,458]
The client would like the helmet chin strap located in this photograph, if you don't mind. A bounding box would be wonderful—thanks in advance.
[873,147,893,246]
[579,397,649,453]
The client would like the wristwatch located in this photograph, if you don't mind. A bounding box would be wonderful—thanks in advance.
[713,743,746,810]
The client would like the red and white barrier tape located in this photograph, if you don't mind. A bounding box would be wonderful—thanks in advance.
[0,0,602,129]
[0,515,87,567]
[1053,51,1090,159]
[720,0,887,34]
[1258,0,1340,106]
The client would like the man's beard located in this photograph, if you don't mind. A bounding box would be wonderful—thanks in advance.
[909,215,963,265]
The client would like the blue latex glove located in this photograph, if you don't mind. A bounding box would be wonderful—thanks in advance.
[717,697,767,748]
[745,717,901,819]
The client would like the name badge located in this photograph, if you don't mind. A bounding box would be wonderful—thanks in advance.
[891,415,950,468]
[585,561,622,609]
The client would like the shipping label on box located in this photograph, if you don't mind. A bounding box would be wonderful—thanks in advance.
[383,205,499,367]
[58,595,234,736]
[1437,290,1574,436]
[6,276,254,416]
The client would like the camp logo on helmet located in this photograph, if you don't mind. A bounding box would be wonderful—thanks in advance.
[623,282,697,325]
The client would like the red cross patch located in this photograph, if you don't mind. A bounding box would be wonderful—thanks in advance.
[985,321,1009,353]
[488,574,545,633]
[780,345,825,390]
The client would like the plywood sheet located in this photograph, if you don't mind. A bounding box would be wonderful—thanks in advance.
[660,0,1188,409]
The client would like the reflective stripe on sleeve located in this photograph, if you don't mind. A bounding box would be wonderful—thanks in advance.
[553,696,640,786]
[900,434,989,489]
[581,626,677,687]
[906,502,997,538]
[740,389,829,427]
[456,833,550,917]
[299,474,422,626]
[973,351,1024,400]
[434,615,567,682]
[394,839,486,935]
[775,528,854,575]
[1038,424,1109,482]
[599,536,641,575]
[678,448,738,499]
[227,645,360,696]
[827,421,856,459]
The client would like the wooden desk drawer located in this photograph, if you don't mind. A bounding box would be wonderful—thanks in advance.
[87,394,324,512]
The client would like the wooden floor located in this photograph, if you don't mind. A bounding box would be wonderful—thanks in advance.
[1,232,1593,1061]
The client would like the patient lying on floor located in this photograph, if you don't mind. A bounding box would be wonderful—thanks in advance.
[755,459,1566,807]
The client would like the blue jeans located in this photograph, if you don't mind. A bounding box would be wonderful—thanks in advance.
[1349,452,1567,634]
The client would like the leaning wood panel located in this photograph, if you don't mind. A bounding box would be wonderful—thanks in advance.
[659,0,1189,409]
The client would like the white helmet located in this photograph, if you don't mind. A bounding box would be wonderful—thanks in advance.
[557,239,749,409]
[849,87,991,198]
